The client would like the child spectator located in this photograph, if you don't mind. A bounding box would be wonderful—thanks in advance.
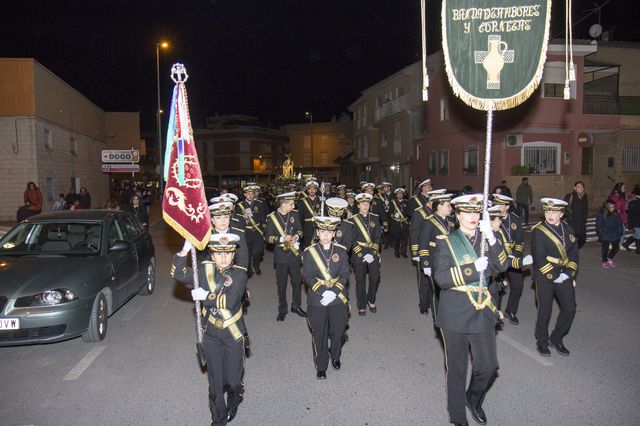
[596,200,625,268]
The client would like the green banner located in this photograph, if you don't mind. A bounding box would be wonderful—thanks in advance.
[442,0,551,111]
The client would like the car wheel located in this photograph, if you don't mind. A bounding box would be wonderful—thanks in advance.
[82,293,108,343]
[140,257,155,295]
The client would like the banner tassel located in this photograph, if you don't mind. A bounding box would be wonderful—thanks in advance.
[420,0,429,101]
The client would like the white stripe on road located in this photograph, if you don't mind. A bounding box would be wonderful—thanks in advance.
[498,333,554,367]
[122,306,142,322]
[63,346,106,381]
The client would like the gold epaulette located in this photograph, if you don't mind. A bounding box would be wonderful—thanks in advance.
[232,227,245,233]
[436,234,447,240]
[334,243,346,250]
[531,221,543,230]
[370,212,379,217]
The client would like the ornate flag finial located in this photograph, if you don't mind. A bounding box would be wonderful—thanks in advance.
[171,63,189,83]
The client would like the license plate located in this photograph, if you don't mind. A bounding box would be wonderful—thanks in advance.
[0,318,20,330]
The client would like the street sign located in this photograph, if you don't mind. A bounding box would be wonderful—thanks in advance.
[102,164,140,173]
[101,150,140,163]
[577,132,593,148]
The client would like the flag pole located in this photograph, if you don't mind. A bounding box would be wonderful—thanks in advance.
[190,246,206,365]
[478,101,495,303]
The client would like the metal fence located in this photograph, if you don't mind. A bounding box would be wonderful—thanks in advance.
[583,95,640,115]
[622,146,640,173]
[523,146,557,174]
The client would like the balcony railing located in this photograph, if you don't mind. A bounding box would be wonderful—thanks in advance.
[375,94,409,122]
[583,95,640,115]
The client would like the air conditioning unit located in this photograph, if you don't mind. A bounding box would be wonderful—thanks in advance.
[504,133,523,147]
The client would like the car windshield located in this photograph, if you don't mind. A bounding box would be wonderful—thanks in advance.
[0,222,102,256]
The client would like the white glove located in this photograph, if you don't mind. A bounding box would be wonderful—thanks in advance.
[479,220,496,245]
[522,255,533,266]
[191,287,209,301]
[412,256,420,262]
[320,290,336,305]
[293,241,300,250]
[553,273,570,283]
[179,239,193,255]
[279,236,285,243]
[423,267,431,276]
[363,254,374,263]
[474,256,489,272]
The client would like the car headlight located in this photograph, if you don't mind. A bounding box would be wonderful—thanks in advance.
[15,288,79,307]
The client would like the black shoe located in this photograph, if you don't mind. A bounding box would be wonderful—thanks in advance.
[394,253,400,258]
[331,359,341,370]
[550,340,570,356]
[255,265,262,275]
[291,307,307,317]
[316,370,327,380]
[367,303,377,313]
[537,342,551,357]
[358,309,366,316]
[419,307,428,315]
[226,406,238,423]
[496,317,504,327]
[247,270,254,279]
[505,311,519,325]
[276,313,286,321]
[401,253,408,258]
[465,398,487,425]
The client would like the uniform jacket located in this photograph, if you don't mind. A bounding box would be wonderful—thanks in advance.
[407,193,429,219]
[265,209,303,263]
[500,211,525,269]
[417,214,454,269]
[433,228,508,333]
[303,242,350,307]
[531,221,579,284]
[347,213,382,260]
[371,196,389,229]
[389,198,409,228]
[409,205,433,257]
[236,199,267,235]
[197,227,249,271]
[334,220,354,252]
[171,255,247,339]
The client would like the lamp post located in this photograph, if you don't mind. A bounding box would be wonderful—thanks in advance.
[156,41,169,195]
[305,111,313,174]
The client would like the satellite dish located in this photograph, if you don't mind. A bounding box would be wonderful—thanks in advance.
[589,24,603,39]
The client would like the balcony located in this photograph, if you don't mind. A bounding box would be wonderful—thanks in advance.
[375,94,409,122]
[583,95,640,115]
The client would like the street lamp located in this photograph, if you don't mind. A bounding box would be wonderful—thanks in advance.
[156,41,169,195]
[305,111,313,173]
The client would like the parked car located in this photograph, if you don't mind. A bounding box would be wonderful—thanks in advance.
[0,210,155,345]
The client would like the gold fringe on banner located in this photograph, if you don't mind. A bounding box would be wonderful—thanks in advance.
[440,0,552,112]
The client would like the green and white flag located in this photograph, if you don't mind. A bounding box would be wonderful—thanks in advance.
[442,0,552,111]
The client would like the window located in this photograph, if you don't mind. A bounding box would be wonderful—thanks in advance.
[522,142,560,174]
[381,130,388,147]
[363,135,369,158]
[123,216,143,238]
[622,146,640,173]
[320,152,329,166]
[463,146,479,174]
[304,135,311,150]
[428,151,437,175]
[304,152,312,166]
[362,105,367,127]
[541,62,576,99]
[439,150,449,175]
[416,144,421,161]
[69,136,77,154]
[43,128,52,149]
[440,96,449,121]
[396,86,405,97]
[394,138,401,155]
[46,177,54,201]
[581,146,593,175]
[320,135,328,149]
[108,219,126,246]
[543,83,565,98]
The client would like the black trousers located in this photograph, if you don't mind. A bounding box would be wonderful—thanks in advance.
[275,261,302,314]
[504,269,524,315]
[307,304,349,371]
[576,232,587,249]
[390,223,409,256]
[535,279,576,345]
[203,332,245,426]
[601,240,620,262]
[416,265,433,310]
[441,328,498,425]
[352,257,380,310]
[245,230,265,274]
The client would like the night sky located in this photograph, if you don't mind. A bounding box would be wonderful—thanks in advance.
[3,0,639,132]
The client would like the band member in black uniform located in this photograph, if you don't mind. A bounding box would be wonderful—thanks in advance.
[336,184,347,199]
[237,185,267,277]
[303,216,350,379]
[432,194,508,426]
[389,187,410,258]
[299,180,322,249]
[407,178,433,219]
[348,193,383,315]
[325,197,354,251]
[417,193,454,315]
[203,201,249,273]
[532,198,578,357]
[217,193,248,230]
[266,191,307,321]
[377,182,392,248]
[491,194,531,325]
[172,233,247,426]
[346,191,357,217]
[363,182,389,238]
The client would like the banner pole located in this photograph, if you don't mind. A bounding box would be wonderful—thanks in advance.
[190,246,206,365]
[478,101,494,301]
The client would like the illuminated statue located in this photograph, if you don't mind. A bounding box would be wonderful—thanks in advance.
[282,154,295,179]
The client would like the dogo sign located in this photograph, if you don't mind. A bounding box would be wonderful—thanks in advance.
[101,150,140,163]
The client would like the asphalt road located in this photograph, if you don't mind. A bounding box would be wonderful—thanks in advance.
[1,220,639,426]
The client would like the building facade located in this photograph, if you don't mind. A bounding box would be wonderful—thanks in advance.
[412,41,640,211]
[194,115,289,190]
[0,58,140,220]
[281,118,353,184]
[348,61,424,190]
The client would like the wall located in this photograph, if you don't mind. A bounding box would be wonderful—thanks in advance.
[105,112,141,150]
[0,59,36,116]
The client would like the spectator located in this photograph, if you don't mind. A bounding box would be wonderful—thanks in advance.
[127,194,149,227]
[563,181,589,248]
[608,183,629,240]
[52,193,66,211]
[500,180,512,197]
[142,189,153,214]
[516,177,533,225]
[596,200,625,268]
[120,184,133,208]
[78,187,91,209]
[69,199,84,210]
[622,184,640,253]
[18,181,43,221]
[64,186,78,209]
[103,198,122,211]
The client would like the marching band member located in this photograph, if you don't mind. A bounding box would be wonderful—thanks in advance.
[237,185,267,277]
[348,193,383,315]
[532,198,578,357]
[363,182,389,236]
[303,216,350,379]
[346,191,357,217]
[299,179,322,249]
[172,233,247,426]
[266,191,307,321]
[407,178,433,219]
[432,194,508,426]
[389,187,410,258]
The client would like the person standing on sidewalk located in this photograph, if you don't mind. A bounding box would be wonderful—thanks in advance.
[515,177,533,225]
[596,200,625,268]
[623,184,640,253]
[532,198,578,357]
[563,181,589,248]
